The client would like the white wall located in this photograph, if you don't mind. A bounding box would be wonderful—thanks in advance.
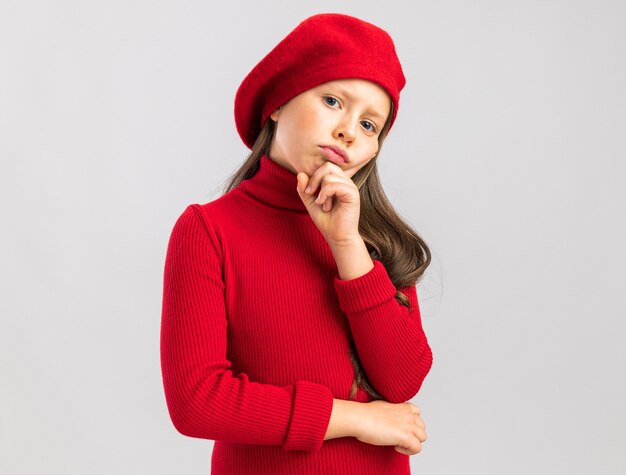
[1,0,624,473]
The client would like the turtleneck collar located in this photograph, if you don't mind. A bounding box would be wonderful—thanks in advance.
[237,154,307,212]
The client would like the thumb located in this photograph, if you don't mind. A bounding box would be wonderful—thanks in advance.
[394,446,410,456]
[296,172,310,196]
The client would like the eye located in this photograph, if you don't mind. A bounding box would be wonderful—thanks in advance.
[323,96,340,108]
[361,120,377,133]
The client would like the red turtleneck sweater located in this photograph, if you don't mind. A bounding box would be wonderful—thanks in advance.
[160,155,433,474]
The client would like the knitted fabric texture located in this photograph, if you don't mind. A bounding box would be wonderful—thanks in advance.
[160,155,433,474]
[235,13,406,149]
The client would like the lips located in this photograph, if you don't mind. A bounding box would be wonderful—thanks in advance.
[320,145,348,163]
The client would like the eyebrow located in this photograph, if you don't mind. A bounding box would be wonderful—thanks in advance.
[329,85,388,122]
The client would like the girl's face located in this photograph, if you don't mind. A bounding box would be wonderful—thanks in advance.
[268,78,391,179]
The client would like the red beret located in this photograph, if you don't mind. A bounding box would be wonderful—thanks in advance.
[234,13,406,149]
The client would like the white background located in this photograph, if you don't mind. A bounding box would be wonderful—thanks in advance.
[1,0,625,473]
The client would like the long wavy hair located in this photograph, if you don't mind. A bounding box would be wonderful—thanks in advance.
[217,102,431,401]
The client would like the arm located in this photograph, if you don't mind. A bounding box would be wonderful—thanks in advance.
[298,167,433,403]
[160,205,334,451]
[329,238,434,403]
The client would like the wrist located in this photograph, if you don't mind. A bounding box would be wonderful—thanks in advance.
[324,399,364,440]
[327,234,364,251]
[329,237,374,281]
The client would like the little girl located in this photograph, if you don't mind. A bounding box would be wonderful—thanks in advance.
[160,13,434,475]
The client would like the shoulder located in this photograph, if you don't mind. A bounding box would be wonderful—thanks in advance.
[186,187,248,227]
[169,187,248,246]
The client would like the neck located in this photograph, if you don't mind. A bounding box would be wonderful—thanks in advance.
[236,154,307,212]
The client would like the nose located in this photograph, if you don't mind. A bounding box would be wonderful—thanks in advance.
[333,116,357,143]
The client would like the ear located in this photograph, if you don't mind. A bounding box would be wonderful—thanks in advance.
[270,107,281,121]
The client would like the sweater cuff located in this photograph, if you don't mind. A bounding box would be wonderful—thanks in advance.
[333,259,398,315]
[282,381,334,451]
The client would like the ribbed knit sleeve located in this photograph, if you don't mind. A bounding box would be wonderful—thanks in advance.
[332,259,433,403]
[160,205,334,451]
